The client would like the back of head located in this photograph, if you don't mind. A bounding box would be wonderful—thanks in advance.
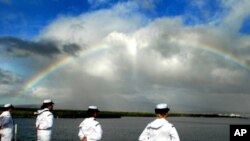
[87,106,100,117]
[4,104,14,111]
[41,99,54,109]
[155,103,170,115]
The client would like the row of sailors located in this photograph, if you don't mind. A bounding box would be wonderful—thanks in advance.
[0,100,180,141]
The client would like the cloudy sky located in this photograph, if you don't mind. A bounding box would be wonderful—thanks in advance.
[1,0,250,114]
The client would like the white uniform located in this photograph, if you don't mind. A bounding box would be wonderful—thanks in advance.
[139,118,180,141]
[36,108,54,141]
[0,111,14,141]
[78,117,102,141]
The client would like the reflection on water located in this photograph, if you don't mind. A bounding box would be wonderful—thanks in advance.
[14,117,250,141]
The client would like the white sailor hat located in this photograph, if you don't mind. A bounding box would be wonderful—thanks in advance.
[43,99,54,104]
[155,103,170,113]
[87,105,100,112]
[156,103,168,109]
[4,104,14,108]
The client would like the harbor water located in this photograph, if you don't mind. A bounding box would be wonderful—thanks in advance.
[14,117,250,141]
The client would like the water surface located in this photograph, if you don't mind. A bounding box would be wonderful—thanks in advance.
[15,117,250,141]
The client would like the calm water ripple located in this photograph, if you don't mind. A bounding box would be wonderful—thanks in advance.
[14,117,250,141]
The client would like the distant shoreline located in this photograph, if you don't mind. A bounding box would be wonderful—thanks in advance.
[0,107,248,119]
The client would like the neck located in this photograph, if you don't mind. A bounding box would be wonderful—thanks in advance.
[5,110,11,112]
[156,114,167,118]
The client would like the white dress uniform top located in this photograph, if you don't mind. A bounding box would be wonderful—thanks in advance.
[139,103,180,141]
[78,106,103,141]
[0,104,14,141]
[36,108,54,141]
[139,118,180,141]
[78,117,102,141]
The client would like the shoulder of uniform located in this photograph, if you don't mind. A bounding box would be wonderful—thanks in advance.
[92,119,100,126]
[0,111,10,116]
[95,122,101,126]
[168,122,176,128]
[43,111,53,116]
[47,113,53,117]
[93,119,99,123]
[162,120,173,126]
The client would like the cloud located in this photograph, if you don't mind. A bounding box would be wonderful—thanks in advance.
[62,43,81,55]
[38,2,145,45]
[0,69,21,84]
[0,69,23,99]
[28,1,250,113]
[0,37,60,57]
[31,12,250,112]
[3,1,250,113]
[221,0,250,31]
[0,36,81,57]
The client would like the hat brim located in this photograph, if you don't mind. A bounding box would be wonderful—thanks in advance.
[43,102,54,104]
[155,108,169,114]
[4,105,14,109]
[87,109,100,113]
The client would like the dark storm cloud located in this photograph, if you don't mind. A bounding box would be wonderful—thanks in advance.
[62,43,81,56]
[0,36,60,57]
[0,69,21,84]
[0,36,81,57]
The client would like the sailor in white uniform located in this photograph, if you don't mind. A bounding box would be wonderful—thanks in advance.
[78,106,103,141]
[36,99,54,141]
[0,104,14,141]
[139,103,180,141]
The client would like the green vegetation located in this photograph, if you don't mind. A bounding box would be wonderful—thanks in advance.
[0,107,245,118]
[0,107,154,118]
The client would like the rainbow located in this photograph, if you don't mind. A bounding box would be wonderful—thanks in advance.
[169,37,250,71]
[24,43,109,90]
[23,38,250,91]
[24,56,72,90]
